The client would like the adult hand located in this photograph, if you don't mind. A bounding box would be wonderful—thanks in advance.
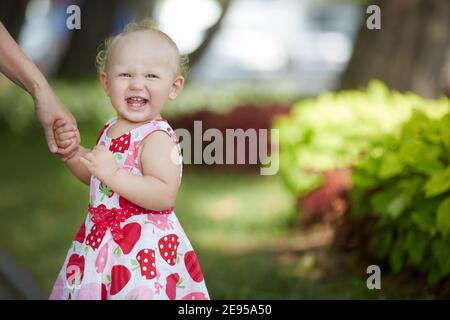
[34,86,79,157]
[0,22,79,157]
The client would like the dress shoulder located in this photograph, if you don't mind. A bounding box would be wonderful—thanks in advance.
[95,117,117,145]
[135,120,183,184]
[138,120,179,146]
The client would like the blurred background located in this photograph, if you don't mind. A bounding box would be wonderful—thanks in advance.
[0,0,449,299]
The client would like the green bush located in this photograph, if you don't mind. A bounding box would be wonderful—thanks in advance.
[272,80,450,197]
[0,80,111,133]
[0,79,297,132]
[351,108,450,285]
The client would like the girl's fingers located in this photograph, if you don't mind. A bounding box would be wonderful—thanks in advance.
[57,131,76,141]
[58,144,79,160]
[55,124,76,135]
[64,135,80,155]
[58,139,73,148]
[56,139,75,154]
[53,119,66,130]
[56,140,72,150]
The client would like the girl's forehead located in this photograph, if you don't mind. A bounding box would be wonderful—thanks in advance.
[108,32,177,70]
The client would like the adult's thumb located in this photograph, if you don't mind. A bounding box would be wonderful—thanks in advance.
[44,126,58,153]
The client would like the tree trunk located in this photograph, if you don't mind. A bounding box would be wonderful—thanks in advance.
[340,0,450,98]
[0,0,29,40]
[187,0,232,73]
[56,0,120,78]
[130,0,155,21]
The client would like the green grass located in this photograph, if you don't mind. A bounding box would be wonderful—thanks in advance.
[0,125,440,299]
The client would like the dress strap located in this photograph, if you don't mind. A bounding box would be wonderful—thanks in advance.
[138,119,179,145]
[134,119,183,184]
[95,116,117,146]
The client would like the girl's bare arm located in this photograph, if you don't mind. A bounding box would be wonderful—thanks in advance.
[81,131,180,210]
[65,146,92,185]
[53,120,91,185]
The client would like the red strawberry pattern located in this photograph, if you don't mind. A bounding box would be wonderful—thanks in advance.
[109,132,131,153]
[147,213,175,231]
[99,181,114,200]
[184,250,204,282]
[110,265,131,295]
[66,254,85,287]
[74,222,86,244]
[181,292,208,300]
[95,243,108,273]
[119,195,133,209]
[85,205,108,251]
[114,223,141,255]
[165,273,184,300]
[136,249,157,280]
[123,140,140,172]
[50,117,209,300]
[158,234,180,266]
[118,195,148,214]
[85,223,103,251]
[101,283,108,300]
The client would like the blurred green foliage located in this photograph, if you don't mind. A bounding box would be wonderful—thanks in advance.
[0,126,435,298]
[0,79,298,133]
[0,77,444,298]
[273,79,450,286]
[351,109,450,285]
[272,80,450,197]
[0,122,297,298]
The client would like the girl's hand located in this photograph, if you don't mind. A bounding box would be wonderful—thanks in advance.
[79,145,118,183]
[53,119,80,162]
[34,86,79,155]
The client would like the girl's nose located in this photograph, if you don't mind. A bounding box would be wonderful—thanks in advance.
[129,77,144,90]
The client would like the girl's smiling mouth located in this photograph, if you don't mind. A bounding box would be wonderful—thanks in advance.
[126,96,149,109]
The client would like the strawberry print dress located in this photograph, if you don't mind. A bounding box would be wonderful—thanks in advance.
[49,117,210,300]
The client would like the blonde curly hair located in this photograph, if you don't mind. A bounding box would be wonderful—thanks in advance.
[95,18,189,78]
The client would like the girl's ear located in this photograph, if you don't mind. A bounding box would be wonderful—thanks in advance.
[168,75,185,100]
[100,72,109,96]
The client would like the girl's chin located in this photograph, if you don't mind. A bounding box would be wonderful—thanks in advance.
[119,103,150,116]
[126,102,148,111]
[117,111,155,123]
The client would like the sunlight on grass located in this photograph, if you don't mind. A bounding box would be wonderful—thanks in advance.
[0,127,297,296]
[176,168,297,249]
[0,126,437,299]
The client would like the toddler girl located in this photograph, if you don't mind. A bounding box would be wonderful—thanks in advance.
[49,19,210,300]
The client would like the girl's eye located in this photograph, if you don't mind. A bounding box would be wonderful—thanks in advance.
[146,74,158,79]
[120,73,131,78]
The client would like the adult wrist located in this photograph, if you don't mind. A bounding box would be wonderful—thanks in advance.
[30,78,51,104]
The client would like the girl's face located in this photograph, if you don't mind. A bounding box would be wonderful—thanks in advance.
[100,31,184,124]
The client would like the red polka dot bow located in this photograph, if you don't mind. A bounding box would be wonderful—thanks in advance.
[85,204,174,250]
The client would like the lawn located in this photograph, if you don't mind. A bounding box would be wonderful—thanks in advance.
[0,124,439,299]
